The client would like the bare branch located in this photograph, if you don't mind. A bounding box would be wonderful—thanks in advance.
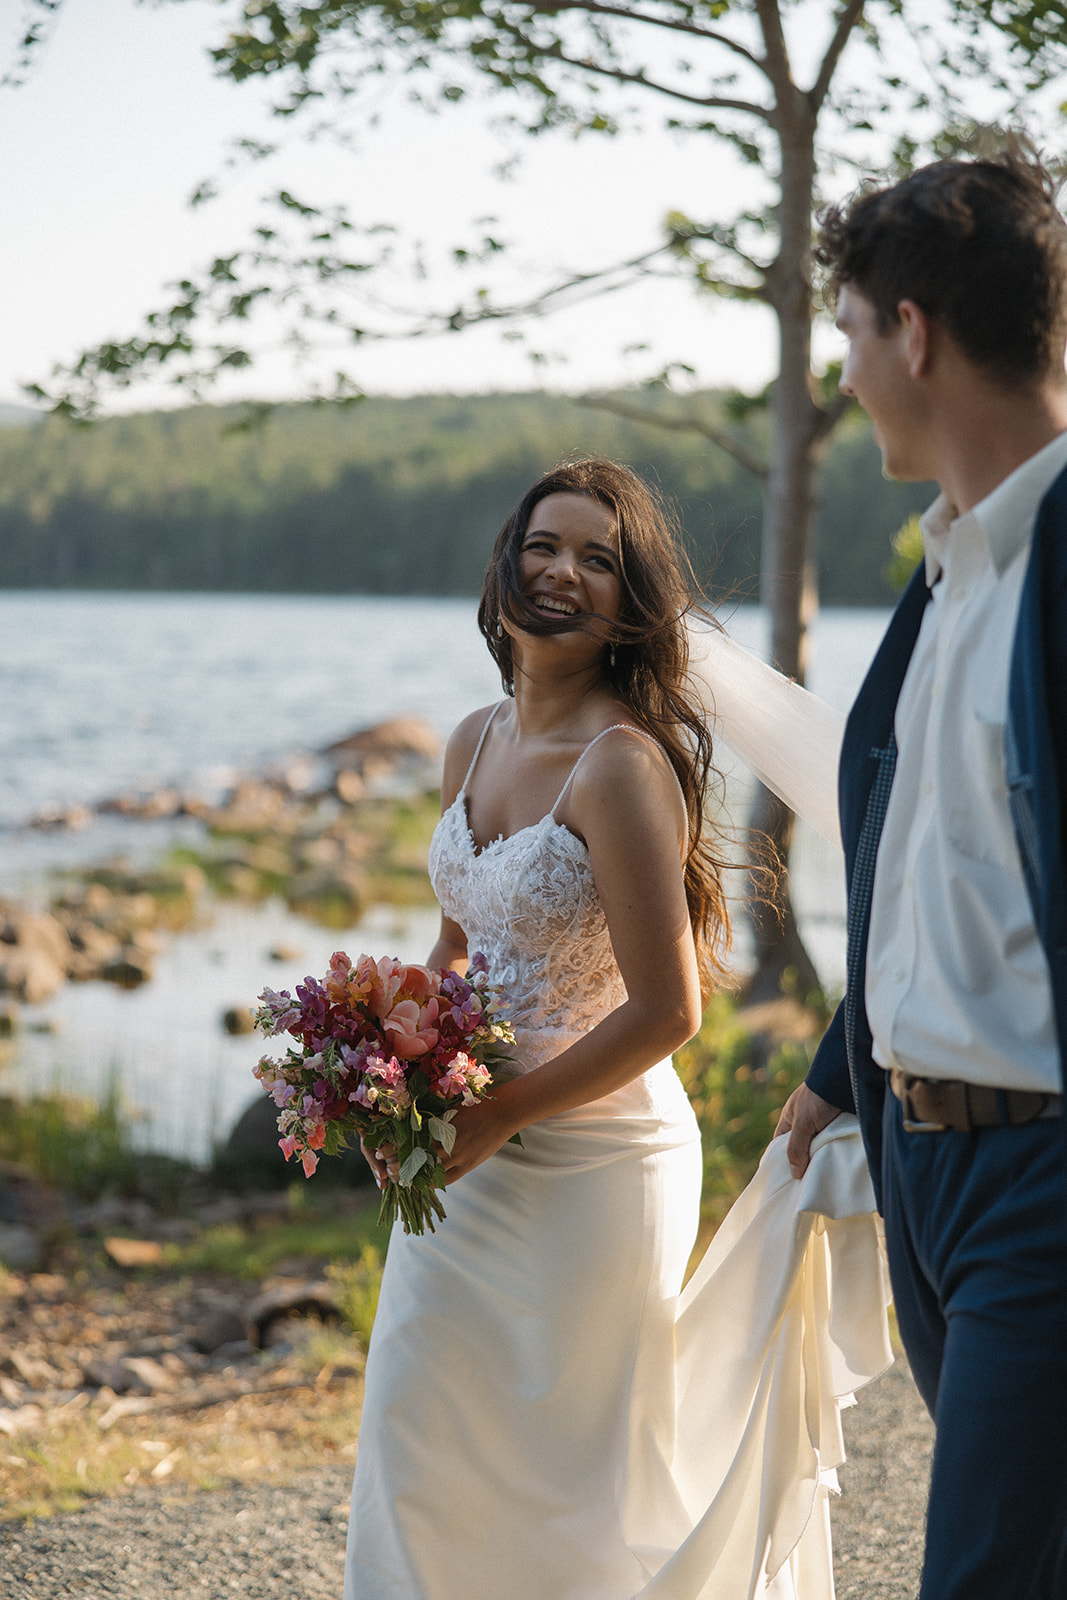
[577,393,768,479]
[809,0,867,110]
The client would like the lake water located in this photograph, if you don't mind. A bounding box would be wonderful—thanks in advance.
[0,592,891,1159]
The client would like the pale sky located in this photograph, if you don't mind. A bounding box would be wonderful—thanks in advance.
[4,0,1055,414]
[0,0,814,412]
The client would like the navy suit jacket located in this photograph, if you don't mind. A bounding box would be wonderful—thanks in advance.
[807,464,1067,1210]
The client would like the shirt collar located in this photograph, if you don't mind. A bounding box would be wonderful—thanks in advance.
[919,429,1067,585]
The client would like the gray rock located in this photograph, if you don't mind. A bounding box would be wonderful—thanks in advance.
[101,954,154,988]
[191,1307,249,1354]
[0,1223,42,1272]
[222,1005,256,1036]
[246,1281,340,1348]
[82,1359,138,1394]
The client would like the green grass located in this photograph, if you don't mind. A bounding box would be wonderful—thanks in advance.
[327,1247,385,1348]
[161,1192,391,1281]
[675,994,813,1236]
[0,1087,193,1207]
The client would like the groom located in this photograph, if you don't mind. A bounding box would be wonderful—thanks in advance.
[775,149,1067,1598]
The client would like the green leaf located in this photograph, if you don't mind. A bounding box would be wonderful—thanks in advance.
[399,1146,430,1185]
[427,1113,457,1154]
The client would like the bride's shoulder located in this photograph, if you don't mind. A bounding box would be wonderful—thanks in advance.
[571,724,685,825]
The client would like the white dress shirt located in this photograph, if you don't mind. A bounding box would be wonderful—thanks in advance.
[865,430,1067,1093]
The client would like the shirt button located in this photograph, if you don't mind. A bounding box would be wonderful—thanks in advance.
[922,780,933,796]
[893,969,906,983]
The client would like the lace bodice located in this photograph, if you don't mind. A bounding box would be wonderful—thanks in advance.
[427,707,646,1070]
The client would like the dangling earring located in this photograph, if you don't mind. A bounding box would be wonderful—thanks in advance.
[609,645,616,669]
[495,620,504,639]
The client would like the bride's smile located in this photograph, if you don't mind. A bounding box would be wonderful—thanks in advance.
[516,490,622,637]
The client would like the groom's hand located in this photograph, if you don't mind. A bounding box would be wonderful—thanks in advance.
[774,1083,842,1180]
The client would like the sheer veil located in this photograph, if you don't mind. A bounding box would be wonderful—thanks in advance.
[686,624,845,851]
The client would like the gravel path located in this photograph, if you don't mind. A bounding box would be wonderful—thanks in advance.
[1,1361,933,1599]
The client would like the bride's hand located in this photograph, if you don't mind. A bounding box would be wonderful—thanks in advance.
[438,1098,518,1184]
[360,1138,399,1189]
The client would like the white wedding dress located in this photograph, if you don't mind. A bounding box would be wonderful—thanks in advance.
[343,707,890,1600]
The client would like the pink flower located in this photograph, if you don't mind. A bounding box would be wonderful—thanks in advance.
[382,996,440,1059]
[436,1052,492,1105]
[301,1148,320,1177]
[365,957,440,1021]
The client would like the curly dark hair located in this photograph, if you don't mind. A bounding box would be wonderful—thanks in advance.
[815,149,1067,385]
[477,457,732,998]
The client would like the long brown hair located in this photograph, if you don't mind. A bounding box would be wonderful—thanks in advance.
[477,457,731,999]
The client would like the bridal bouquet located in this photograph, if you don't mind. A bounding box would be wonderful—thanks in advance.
[252,949,516,1235]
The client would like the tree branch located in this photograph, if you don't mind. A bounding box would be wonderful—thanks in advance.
[669,217,772,282]
[537,42,773,120]
[577,393,768,479]
[813,386,855,441]
[809,0,867,110]
[526,0,768,75]
[752,0,794,103]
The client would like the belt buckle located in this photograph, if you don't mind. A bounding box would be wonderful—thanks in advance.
[900,1078,948,1134]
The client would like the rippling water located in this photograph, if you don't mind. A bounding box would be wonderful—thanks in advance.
[0,592,890,1157]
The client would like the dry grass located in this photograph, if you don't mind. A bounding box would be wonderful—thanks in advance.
[0,1348,366,1523]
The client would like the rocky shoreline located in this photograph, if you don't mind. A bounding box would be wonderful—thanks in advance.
[0,714,442,1036]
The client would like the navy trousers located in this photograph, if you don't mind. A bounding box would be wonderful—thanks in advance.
[882,1092,1067,1599]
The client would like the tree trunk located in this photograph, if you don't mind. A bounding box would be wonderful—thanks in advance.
[743,108,824,1004]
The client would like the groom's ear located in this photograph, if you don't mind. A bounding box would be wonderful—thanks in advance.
[896,299,932,379]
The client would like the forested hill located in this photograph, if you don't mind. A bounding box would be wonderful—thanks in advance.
[0,392,932,605]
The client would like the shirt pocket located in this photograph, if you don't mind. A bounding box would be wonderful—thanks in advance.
[945,711,1013,869]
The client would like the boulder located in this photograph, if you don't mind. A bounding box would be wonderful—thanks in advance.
[325,715,441,768]
[267,944,303,964]
[190,1305,248,1354]
[219,1095,373,1191]
[28,803,92,832]
[0,947,66,1004]
[246,1280,340,1348]
[103,1237,164,1269]
[286,866,365,923]
[0,1224,42,1273]
[101,954,153,989]
[0,907,73,966]
[222,1005,256,1036]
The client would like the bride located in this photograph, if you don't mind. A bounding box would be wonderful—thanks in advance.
[343,459,889,1600]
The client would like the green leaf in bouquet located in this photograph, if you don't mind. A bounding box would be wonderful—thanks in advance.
[399,1146,430,1186]
[322,1122,353,1157]
[427,1113,457,1155]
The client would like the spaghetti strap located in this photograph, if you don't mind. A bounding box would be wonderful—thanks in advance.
[460,702,505,794]
[549,724,661,817]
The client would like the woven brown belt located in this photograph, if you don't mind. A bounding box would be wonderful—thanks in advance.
[889,1068,1062,1133]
